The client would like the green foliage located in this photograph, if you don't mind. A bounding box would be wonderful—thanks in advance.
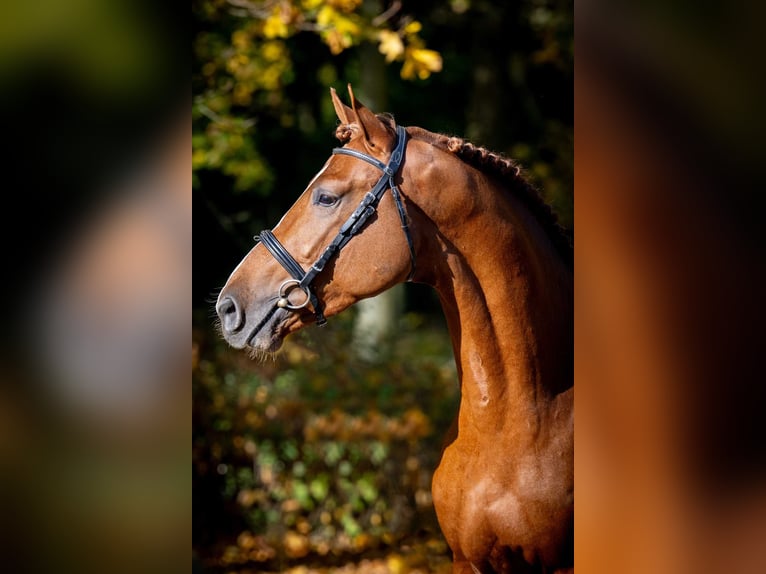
[193,311,458,570]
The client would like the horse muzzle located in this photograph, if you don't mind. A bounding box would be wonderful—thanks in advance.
[215,291,284,351]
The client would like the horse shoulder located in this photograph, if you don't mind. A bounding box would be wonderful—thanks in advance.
[432,398,573,569]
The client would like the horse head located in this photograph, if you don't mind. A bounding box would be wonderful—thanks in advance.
[216,85,417,352]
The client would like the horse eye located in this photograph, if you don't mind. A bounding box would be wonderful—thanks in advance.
[316,192,338,207]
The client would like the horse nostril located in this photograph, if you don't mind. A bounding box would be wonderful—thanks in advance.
[216,295,244,334]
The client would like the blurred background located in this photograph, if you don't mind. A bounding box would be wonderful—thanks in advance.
[577,1,766,573]
[0,2,188,574]
[193,1,572,572]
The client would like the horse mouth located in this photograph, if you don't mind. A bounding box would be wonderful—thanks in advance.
[220,297,311,354]
[243,303,289,353]
[218,301,285,353]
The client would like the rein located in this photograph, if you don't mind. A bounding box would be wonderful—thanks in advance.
[256,124,415,326]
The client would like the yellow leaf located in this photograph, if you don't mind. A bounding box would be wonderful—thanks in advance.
[260,40,285,62]
[387,554,406,574]
[378,30,404,63]
[317,6,360,54]
[317,6,359,34]
[401,47,443,80]
[263,13,289,39]
[283,530,310,559]
[323,29,346,55]
[411,48,442,71]
[316,5,336,27]
[404,20,423,35]
[336,15,359,36]
[401,58,415,80]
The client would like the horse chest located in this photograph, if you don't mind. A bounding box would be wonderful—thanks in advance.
[432,437,572,568]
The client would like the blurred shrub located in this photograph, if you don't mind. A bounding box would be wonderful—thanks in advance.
[193,310,458,571]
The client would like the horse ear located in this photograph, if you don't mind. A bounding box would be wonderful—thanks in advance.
[347,84,393,153]
[330,87,354,125]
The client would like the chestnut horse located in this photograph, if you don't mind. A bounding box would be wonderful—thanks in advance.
[216,86,573,573]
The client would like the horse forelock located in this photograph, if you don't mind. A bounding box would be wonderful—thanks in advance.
[334,113,397,143]
[407,126,573,268]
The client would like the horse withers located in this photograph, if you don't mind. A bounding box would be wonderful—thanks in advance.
[216,85,573,573]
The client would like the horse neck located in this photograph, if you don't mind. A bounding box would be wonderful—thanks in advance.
[413,157,573,435]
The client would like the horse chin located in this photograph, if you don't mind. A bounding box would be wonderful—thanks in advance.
[224,303,312,356]
[246,329,284,355]
[244,307,288,354]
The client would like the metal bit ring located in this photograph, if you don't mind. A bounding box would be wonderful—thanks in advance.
[277,279,312,310]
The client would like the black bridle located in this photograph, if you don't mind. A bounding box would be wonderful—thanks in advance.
[256,124,415,326]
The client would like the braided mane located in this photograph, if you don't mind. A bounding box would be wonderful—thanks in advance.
[335,118,573,267]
